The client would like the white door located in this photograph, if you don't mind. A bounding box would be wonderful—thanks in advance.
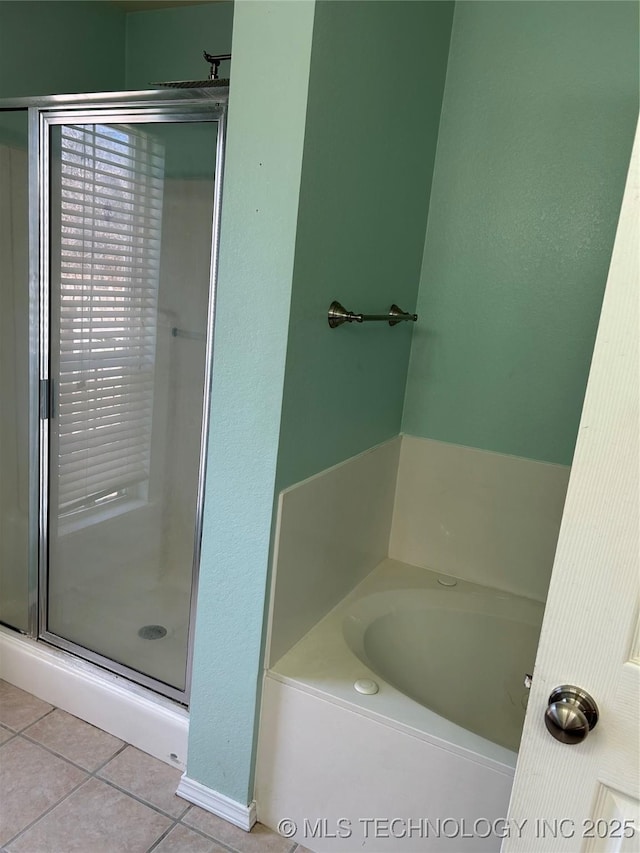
[504,122,640,851]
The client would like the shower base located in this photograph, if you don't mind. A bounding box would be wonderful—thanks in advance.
[47,560,192,693]
[0,625,188,768]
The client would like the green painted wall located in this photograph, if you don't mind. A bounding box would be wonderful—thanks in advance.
[186,0,316,805]
[125,1,233,90]
[124,3,233,179]
[0,0,233,99]
[402,0,639,465]
[276,0,454,490]
[0,1,125,97]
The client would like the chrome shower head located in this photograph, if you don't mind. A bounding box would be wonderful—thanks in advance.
[152,51,231,89]
[153,78,229,89]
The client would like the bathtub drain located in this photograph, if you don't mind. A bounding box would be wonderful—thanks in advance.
[138,625,167,640]
[354,678,379,695]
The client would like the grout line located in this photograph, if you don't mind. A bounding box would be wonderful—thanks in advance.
[0,719,18,733]
[178,809,295,853]
[16,731,187,822]
[18,729,119,775]
[2,703,56,735]
[2,774,91,850]
[144,818,180,852]
[1,696,276,852]
[0,729,18,747]
[174,817,239,853]
[3,754,185,850]
[92,775,190,822]
[91,740,129,773]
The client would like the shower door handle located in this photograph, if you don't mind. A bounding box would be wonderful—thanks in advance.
[39,378,50,419]
[544,685,599,744]
[39,378,56,419]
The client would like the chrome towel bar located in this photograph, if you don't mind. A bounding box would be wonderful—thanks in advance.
[328,300,417,328]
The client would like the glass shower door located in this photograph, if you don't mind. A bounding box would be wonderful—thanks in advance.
[41,109,221,700]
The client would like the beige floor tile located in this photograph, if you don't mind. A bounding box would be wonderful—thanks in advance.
[24,708,124,771]
[6,777,172,853]
[0,725,14,745]
[98,744,187,817]
[0,681,53,732]
[154,823,229,853]
[0,737,87,846]
[182,807,294,853]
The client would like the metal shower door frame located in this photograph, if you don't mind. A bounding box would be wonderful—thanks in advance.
[26,91,227,704]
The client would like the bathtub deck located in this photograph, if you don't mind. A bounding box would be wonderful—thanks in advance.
[270,558,543,774]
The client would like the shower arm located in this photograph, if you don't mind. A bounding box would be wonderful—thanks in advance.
[203,51,232,80]
[328,300,418,328]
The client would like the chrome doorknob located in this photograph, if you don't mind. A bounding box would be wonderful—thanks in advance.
[544,685,599,744]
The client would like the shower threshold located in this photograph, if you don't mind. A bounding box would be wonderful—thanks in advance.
[0,626,188,769]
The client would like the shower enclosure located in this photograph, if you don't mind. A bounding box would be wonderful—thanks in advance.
[0,90,226,704]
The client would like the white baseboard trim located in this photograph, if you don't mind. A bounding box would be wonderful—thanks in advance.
[0,627,189,769]
[177,774,257,831]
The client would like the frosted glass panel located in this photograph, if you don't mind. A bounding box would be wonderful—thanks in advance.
[0,111,29,632]
[46,119,217,694]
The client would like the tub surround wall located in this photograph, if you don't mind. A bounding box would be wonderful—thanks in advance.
[267,435,569,672]
[402,0,639,466]
[390,436,570,601]
[267,438,400,667]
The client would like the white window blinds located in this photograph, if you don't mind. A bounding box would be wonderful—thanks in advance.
[56,123,165,513]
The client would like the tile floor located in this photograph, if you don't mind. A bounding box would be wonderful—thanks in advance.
[0,680,311,853]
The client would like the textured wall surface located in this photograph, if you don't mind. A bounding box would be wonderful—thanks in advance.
[186,0,316,805]
[275,0,454,490]
[402,0,639,465]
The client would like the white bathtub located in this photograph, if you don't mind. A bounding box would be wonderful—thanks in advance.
[343,584,542,754]
[257,558,544,851]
